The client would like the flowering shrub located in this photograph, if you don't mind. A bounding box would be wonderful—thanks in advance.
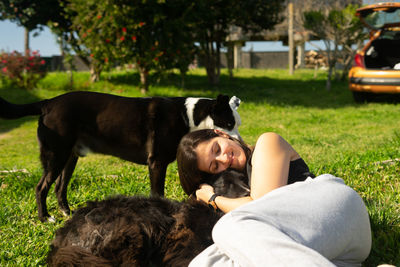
[0,50,47,90]
[65,0,197,92]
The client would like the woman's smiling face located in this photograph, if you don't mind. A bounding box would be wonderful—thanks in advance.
[195,136,247,174]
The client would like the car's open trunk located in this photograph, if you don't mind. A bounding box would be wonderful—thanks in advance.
[364,31,400,70]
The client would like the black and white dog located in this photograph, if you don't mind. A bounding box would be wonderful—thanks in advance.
[0,91,241,222]
[47,170,250,267]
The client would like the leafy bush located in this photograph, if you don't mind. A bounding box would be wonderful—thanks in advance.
[0,50,47,90]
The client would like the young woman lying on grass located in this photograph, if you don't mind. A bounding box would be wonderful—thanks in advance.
[177,129,372,267]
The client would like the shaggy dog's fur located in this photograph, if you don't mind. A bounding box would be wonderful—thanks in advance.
[47,170,250,266]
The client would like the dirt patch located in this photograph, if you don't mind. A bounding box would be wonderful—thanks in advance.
[0,133,9,140]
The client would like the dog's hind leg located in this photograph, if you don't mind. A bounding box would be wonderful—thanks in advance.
[148,160,168,196]
[54,154,78,217]
[36,164,66,222]
[36,116,76,222]
[36,146,73,222]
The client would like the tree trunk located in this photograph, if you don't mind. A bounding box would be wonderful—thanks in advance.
[179,69,186,89]
[138,66,149,93]
[200,30,221,87]
[226,44,234,78]
[341,48,356,81]
[90,63,101,83]
[323,41,334,91]
[24,28,30,56]
[288,2,294,75]
[326,63,333,91]
[205,56,218,85]
[59,38,65,58]
[203,42,220,86]
[313,63,319,79]
[205,62,215,85]
[216,41,221,82]
[341,58,352,81]
[69,71,74,89]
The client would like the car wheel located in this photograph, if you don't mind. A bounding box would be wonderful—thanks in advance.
[352,91,371,103]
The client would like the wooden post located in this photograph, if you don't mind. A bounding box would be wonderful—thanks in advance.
[296,42,305,69]
[288,2,294,75]
[233,42,242,69]
[227,43,234,78]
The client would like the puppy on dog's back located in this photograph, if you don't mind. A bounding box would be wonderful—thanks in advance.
[0,91,242,222]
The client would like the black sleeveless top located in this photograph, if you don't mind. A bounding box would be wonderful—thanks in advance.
[246,158,315,186]
[287,158,315,184]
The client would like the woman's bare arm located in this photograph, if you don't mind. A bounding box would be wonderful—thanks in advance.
[195,132,300,213]
[250,132,299,199]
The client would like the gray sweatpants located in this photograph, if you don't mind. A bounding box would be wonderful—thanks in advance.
[189,174,372,267]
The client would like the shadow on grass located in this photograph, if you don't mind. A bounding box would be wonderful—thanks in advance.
[362,93,400,104]
[108,71,364,109]
[0,85,42,135]
[1,70,398,136]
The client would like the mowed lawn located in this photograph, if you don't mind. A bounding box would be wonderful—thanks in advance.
[0,68,399,266]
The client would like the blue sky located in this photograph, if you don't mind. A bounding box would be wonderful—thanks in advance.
[0,20,60,56]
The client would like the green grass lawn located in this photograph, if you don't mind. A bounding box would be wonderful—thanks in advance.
[0,68,399,266]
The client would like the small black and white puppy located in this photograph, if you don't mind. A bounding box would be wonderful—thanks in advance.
[47,169,250,267]
[0,91,241,222]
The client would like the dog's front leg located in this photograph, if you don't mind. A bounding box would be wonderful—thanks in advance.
[148,160,168,196]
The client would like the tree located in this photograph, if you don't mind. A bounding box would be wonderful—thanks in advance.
[65,0,196,92]
[303,4,366,90]
[191,0,284,85]
[156,1,197,88]
[332,5,367,80]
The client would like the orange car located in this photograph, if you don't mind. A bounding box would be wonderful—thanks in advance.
[349,2,400,102]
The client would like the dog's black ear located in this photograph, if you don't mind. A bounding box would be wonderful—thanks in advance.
[216,94,229,104]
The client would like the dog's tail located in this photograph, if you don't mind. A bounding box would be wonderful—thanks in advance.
[47,246,114,267]
[0,97,45,119]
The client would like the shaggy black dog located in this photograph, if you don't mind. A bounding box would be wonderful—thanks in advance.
[47,170,250,266]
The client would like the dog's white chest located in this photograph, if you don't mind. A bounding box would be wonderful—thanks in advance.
[74,143,92,157]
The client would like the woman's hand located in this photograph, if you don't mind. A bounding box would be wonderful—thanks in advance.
[196,183,253,213]
[195,184,215,204]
